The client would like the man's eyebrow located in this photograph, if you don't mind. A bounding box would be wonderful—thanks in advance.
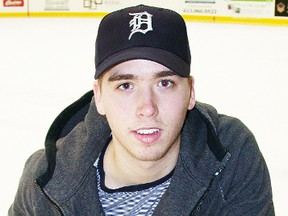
[108,73,137,82]
[107,70,176,82]
[153,70,176,79]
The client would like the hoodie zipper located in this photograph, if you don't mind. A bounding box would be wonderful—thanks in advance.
[189,173,217,215]
[189,152,231,215]
[34,180,64,216]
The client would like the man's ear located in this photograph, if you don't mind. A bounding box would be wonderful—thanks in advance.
[93,80,106,115]
[188,76,196,110]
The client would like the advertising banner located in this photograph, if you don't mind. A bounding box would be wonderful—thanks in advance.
[0,0,287,26]
[183,0,218,16]
[275,0,288,17]
[0,0,27,14]
[3,0,24,7]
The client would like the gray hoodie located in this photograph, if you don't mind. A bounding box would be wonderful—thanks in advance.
[9,90,274,215]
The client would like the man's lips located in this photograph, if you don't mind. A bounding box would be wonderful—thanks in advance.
[136,128,160,135]
[133,128,161,144]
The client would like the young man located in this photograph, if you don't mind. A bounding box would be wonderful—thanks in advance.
[9,5,274,215]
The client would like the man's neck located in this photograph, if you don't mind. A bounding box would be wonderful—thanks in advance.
[103,141,179,189]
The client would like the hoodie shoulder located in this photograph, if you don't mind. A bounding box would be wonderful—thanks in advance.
[193,101,258,158]
[9,149,47,215]
[18,149,48,189]
[195,101,252,139]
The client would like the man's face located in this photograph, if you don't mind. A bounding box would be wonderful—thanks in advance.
[93,59,195,162]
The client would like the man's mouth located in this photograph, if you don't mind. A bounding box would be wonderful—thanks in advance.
[136,128,160,135]
[133,128,161,144]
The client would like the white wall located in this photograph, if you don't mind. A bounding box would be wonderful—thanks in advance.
[0,18,287,215]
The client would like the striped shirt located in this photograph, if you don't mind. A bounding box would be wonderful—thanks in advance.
[94,141,173,215]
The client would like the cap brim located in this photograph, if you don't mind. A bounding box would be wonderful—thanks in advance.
[95,47,190,79]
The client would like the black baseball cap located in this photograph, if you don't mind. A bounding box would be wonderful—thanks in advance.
[94,5,191,79]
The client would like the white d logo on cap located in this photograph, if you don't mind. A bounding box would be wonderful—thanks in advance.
[128,11,153,40]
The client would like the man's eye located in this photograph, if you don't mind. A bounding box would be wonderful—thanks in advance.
[159,79,174,88]
[118,82,133,91]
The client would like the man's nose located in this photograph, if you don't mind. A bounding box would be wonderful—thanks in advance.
[136,88,158,118]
